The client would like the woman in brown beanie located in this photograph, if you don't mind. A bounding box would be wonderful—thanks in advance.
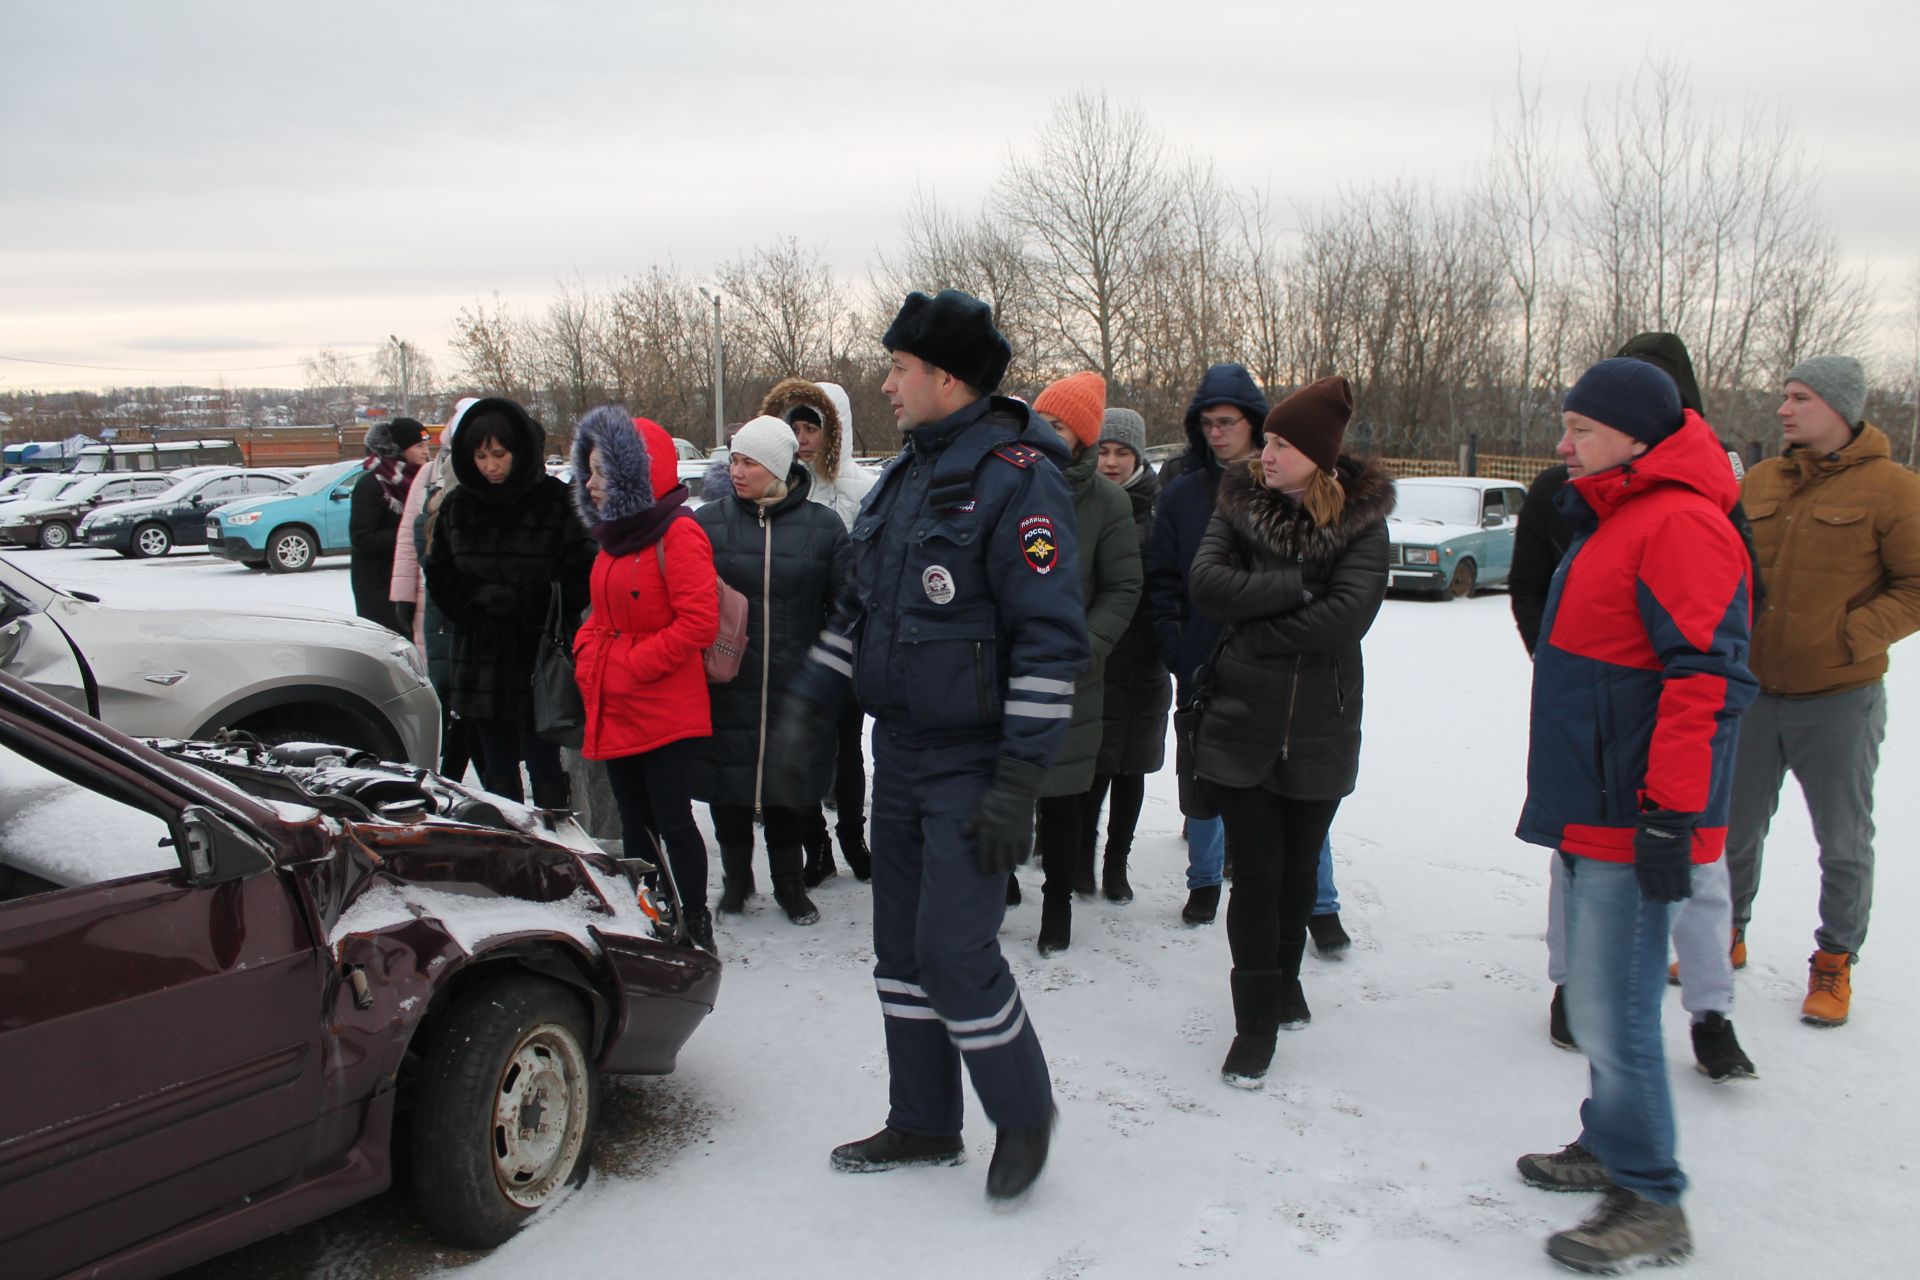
[1186,375,1394,1086]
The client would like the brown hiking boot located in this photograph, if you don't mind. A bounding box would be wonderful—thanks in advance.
[1545,1186,1691,1272]
[1802,950,1852,1026]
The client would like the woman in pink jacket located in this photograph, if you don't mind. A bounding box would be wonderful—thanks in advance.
[571,407,720,951]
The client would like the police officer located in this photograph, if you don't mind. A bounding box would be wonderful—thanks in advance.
[768,289,1090,1201]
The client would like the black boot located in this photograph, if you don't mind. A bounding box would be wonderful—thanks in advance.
[1221,969,1288,1088]
[1102,849,1133,904]
[772,874,819,926]
[715,841,755,915]
[1073,842,1098,898]
[1182,884,1221,925]
[530,777,572,811]
[985,1105,1058,1201]
[1038,894,1071,956]
[482,772,524,805]
[838,828,872,881]
[1308,912,1351,957]
[802,829,837,888]
[682,904,717,954]
[830,1126,965,1173]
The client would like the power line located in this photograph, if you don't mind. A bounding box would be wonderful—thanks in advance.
[0,347,384,375]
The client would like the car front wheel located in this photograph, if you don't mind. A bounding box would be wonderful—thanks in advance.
[1446,558,1478,599]
[37,521,72,550]
[411,976,600,1248]
[132,523,174,558]
[266,527,316,573]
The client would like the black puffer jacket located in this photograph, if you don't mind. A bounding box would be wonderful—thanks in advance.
[422,399,596,722]
[1189,456,1395,799]
[1096,465,1172,776]
[692,464,852,808]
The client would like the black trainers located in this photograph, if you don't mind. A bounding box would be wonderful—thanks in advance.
[1546,1186,1692,1273]
[1517,1141,1612,1193]
[1691,1012,1757,1082]
[682,905,717,954]
[1182,884,1221,924]
[1308,912,1351,957]
[985,1106,1057,1201]
[1549,985,1578,1051]
[830,1127,965,1173]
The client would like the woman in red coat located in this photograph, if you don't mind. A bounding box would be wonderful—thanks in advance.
[571,407,720,950]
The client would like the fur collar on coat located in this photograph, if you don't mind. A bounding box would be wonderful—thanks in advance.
[1213,454,1397,563]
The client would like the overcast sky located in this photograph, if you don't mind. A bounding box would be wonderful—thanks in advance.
[2,0,1914,394]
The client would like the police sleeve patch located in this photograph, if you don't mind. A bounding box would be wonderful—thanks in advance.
[1019,515,1057,574]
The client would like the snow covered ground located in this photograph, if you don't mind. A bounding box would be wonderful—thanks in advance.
[20,545,1920,1278]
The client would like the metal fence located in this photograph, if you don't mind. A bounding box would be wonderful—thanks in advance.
[1377,452,1556,482]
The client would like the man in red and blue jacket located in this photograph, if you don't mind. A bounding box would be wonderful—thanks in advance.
[1513,357,1757,1272]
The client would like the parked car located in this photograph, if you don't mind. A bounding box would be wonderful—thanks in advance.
[204,458,361,572]
[69,437,244,473]
[0,671,720,1279]
[0,554,440,767]
[0,472,179,550]
[0,473,81,507]
[77,467,296,558]
[1143,442,1188,468]
[1385,476,1529,597]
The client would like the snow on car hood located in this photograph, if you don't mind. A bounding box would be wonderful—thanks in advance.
[1385,517,1481,542]
[327,864,652,959]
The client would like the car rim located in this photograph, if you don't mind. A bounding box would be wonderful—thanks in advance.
[41,523,69,549]
[490,1021,590,1208]
[275,536,310,569]
[137,527,169,556]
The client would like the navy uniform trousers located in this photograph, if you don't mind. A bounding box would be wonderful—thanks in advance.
[869,732,1052,1135]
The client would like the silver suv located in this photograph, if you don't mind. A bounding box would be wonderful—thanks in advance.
[0,555,440,767]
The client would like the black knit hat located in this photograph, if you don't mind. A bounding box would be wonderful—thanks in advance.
[1615,333,1703,414]
[881,289,1013,394]
[1563,358,1683,446]
[388,416,427,451]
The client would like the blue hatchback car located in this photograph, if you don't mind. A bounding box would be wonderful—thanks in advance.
[1386,477,1530,598]
[205,460,363,573]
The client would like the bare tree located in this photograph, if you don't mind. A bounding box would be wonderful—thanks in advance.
[717,237,849,380]
[1484,60,1558,435]
[449,293,534,402]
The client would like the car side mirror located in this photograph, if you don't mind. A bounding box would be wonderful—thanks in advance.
[330,488,351,501]
[180,805,277,886]
[1483,512,1504,529]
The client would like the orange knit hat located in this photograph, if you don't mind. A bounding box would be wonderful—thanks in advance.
[1034,371,1108,449]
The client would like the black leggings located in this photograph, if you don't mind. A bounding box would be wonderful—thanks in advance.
[468,716,564,798]
[1036,793,1086,900]
[804,702,867,844]
[1211,784,1340,975]
[604,738,708,904]
[1078,773,1146,865]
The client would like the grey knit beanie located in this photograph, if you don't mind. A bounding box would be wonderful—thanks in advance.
[1784,355,1867,427]
[1098,407,1147,466]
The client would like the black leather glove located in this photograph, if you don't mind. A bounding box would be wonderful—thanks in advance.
[761,695,832,808]
[470,584,519,618]
[394,601,417,635]
[1632,809,1697,903]
[966,756,1044,877]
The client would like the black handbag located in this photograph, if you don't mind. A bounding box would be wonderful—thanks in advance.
[531,584,586,748]
[1173,627,1231,821]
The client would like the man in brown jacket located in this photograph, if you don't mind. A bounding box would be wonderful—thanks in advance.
[1727,355,1920,1026]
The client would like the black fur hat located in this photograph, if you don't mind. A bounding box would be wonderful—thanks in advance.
[881,289,1012,394]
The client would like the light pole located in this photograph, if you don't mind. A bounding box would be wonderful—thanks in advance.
[389,334,409,419]
[697,287,724,449]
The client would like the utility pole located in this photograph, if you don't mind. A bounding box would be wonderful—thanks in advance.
[389,334,409,419]
[698,287,724,448]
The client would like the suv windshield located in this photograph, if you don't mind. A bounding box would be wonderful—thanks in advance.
[283,460,359,497]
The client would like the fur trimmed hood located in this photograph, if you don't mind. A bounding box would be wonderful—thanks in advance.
[447,397,545,503]
[1214,453,1397,563]
[759,377,853,481]
[570,407,680,525]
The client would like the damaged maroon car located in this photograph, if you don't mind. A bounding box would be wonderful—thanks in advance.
[0,672,720,1280]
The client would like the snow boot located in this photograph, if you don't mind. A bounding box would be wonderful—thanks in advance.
[802,828,837,888]
[1308,911,1351,957]
[772,870,820,926]
[1038,894,1072,956]
[1277,975,1311,1030]
[1690,1012,1757,1081]
[1182,884,1221,925]
[1549,985,1578,1051]
[530,777,572,811]
[1072,842,1098,898]
[715,841,755,915]
[1802,950,1852,1026]
[839,828,872,881]
[1221,969,1288,1088]
[1102,849,1133,903]
[1545,1186,1691,1273]
[830,1127,965,1173]
[985,1105,1057,1201]
[681,904,717,955]
[1516,1141,1611,1193]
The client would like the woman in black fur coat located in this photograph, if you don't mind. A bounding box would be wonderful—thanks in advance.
[1186,376,1394,1089]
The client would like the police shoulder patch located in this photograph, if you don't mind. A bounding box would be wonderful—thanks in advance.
[1019,514,1057,574]
[991,443,1042,469]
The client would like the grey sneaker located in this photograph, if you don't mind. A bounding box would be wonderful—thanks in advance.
[1517,1141,1612,1193]
[1546,1186,1692,1273]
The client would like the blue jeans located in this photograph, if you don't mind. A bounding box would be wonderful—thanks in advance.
[1562,855,1685,1205]
[1315,837,1338,915]
[1187,815,1224,889]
